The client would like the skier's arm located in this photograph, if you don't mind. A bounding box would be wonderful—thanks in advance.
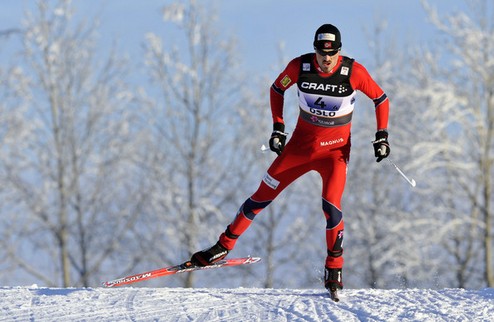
[270,57,301,125]
[268,57,300,155]
[350,61,390,162]
[350,61,389,131]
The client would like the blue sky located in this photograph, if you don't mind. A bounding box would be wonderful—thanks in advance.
[0,0,467,78]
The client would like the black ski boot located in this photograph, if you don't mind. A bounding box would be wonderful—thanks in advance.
[324,267,343,302]
[191,242,229,267]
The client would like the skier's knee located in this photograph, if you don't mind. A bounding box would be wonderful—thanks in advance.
[241,198,272,220]
[322,199,342,229]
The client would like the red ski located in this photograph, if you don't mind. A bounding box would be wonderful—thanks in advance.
[102,257,261,288]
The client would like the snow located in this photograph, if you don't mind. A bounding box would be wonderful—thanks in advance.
[1,286,492,321]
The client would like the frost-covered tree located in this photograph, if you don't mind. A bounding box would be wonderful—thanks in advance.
[340,20,426,289]
[343,0,493,290]
[141,0,254,287]
[412,0,494,287]
[0,0,143,287]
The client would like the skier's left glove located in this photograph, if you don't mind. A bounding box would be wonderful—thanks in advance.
[269,122,288,156]
[373,130,390,162]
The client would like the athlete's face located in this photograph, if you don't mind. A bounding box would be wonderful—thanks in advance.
[315,49,340,73]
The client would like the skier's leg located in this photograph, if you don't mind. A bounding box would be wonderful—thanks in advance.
[323,199,344,268]
[316,149,349,274]
[218,152,310,250]
[218,195,273,250]
[192,143,309,266]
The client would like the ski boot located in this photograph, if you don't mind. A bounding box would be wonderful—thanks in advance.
[325,267,343,302]
[190,241,229,267]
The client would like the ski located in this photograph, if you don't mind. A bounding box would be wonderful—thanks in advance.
[102,256,261,288]
[329,288,340,302]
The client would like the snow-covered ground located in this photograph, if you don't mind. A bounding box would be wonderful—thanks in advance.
[1,286,492,321]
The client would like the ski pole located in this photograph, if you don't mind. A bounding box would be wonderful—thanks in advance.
[260,144,269,153]
[386,158,416,187]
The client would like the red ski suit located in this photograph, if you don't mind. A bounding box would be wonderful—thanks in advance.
[219,53,389,269]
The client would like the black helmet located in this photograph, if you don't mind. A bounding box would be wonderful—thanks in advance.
[313,24,342,52]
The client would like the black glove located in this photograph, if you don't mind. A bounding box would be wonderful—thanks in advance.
[269,122,287,156]
[373,130,390,162]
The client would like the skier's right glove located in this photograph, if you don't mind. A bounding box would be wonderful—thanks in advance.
[269,122,287,156]
[372,130,390,162]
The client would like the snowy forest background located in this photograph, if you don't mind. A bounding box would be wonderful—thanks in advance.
[0,0,492,290]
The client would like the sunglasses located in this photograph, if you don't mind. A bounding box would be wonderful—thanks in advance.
[315,48,340,56]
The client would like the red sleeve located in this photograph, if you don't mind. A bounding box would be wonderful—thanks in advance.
[270,57,301,124]
[350,61,389,131]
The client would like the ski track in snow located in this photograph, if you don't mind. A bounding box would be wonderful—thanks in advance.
[0,286,493,321]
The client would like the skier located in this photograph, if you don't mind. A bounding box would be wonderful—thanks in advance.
[191,24,390,294]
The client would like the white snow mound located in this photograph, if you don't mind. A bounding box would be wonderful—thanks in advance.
[1,287,493,321]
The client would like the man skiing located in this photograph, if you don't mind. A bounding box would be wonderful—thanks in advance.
[191,24,390,296]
